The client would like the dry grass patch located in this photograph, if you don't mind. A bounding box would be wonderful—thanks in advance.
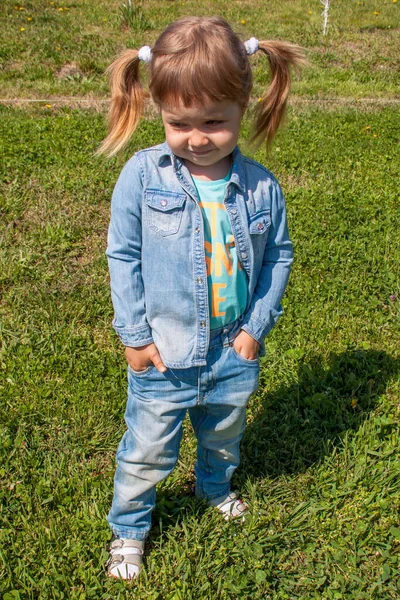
[55,62,85,80]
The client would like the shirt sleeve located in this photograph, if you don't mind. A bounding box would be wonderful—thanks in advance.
[241,179,293,345]
[106,155,153,347]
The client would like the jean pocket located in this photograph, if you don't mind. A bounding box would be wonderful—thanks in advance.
[230,345,259,366]
[128,363,154,377]
[145,189,186,237]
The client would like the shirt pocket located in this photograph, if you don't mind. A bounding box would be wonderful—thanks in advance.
[249,209,271,235]
[145,189,186,237]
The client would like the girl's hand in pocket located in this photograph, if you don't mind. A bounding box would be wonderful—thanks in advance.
[233,330,260,360]
[125,343,167,373]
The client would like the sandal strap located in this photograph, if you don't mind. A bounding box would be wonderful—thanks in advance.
[109,553,143,569]
[109,538,144,553]
[217,492,240,510]
[214,491,249,519]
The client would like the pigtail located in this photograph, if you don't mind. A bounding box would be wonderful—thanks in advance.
[97,49,149,157]
[251,41,306,151]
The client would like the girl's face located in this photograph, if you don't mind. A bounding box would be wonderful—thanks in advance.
[161,99,244,180]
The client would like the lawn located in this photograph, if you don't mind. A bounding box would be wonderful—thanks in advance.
[0,1,399,599]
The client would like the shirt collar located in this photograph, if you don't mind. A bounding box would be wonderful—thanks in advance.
[157,142,246,194]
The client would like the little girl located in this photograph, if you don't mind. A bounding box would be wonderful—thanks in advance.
[99,16,303,579]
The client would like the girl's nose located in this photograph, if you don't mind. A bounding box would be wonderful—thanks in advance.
[188,130,209,148]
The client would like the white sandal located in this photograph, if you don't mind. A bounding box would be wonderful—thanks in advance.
[210,491,249,521]
[106,538,144,580]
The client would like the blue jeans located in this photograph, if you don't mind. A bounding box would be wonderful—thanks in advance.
[107,319,260,540]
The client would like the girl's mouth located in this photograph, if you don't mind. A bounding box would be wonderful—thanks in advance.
[190,149,213,156]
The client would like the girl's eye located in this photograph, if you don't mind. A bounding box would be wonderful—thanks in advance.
[170,122,186,129]
[206,120,223,126]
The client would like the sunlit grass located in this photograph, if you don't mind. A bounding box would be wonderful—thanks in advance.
[0,0,399,99]
[1,103,399,598]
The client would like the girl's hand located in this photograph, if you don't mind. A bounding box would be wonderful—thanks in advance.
[233,330,260,360]
[125,343,167,373]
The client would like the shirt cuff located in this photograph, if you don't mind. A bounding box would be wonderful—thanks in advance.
[113,323,154,347]
[241,307,282,344]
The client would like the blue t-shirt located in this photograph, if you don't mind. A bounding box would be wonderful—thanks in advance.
[193,172,248,330]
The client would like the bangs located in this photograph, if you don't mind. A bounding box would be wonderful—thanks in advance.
[150,53,250,108]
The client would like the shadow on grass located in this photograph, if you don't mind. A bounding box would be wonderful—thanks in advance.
[149,349,398,538]
[238,348,399,480]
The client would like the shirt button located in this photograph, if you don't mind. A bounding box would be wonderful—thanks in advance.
[197,277,203,284]
[160,199,168,207]
[195,227,200,233]
[231,209,237,215]
[200,321,206,327]
[241,252,247,259]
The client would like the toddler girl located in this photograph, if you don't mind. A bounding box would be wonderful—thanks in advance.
[99,16,303,579]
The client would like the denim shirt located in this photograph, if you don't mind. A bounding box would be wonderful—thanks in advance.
[106,141,293,368]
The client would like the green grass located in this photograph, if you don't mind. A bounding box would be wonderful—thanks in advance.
[1,0,400,598]
[1,105,399,598]
[0,0,399,99]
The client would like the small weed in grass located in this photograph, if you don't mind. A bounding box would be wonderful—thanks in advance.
[120,0,152,32]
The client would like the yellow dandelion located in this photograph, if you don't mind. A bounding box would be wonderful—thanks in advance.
[393,0,397,3]
[59,7,64,11]
[20,27,25,31]
[19,6,25,10]
[27,17,32,20]
[56,47,61,50]
[45,104,52,108]
[351,398,358,408]
[103,18,107,21]
[50,1,54,4]
[14,6,19,9]
[241,19,246,24]
[373,134,378,138]
[258,97,263,102]
[374,11,379,15]
[308,10,312,15]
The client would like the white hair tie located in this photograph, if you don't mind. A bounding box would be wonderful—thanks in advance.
[244,37,259,55]
[138,45,152,63]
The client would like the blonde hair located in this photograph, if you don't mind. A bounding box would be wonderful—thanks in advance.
[98,16,305,156]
